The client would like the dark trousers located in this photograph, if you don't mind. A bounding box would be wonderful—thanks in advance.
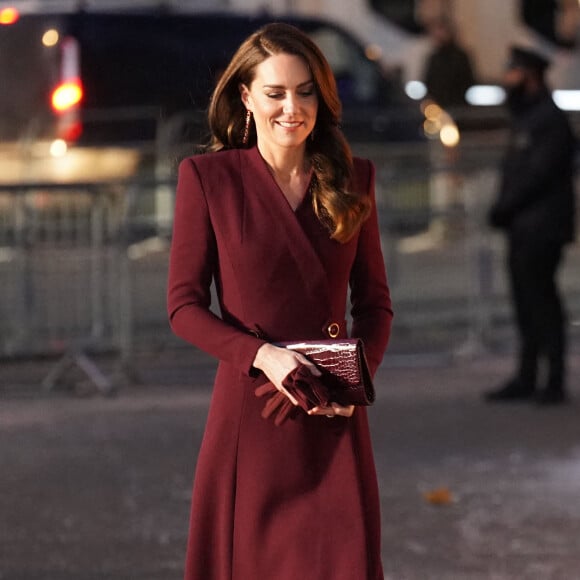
[508,239,567,390]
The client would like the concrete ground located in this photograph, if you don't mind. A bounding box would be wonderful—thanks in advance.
[1,345,580,580]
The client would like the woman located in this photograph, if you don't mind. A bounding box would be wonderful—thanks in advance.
[167,22,393,580]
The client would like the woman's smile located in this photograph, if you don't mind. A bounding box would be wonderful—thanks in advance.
[240,52,318,153]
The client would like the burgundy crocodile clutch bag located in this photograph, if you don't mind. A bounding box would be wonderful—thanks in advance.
[277,338,375,406]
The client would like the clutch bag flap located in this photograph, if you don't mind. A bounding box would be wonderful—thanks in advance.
[277,338,375,406]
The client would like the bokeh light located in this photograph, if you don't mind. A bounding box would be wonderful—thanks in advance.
[43,29,60,47]
[552,90,580,111]
[465,85,506,106]
[440,122,460,147]
[51,81,83,112]
[49,139,68,157]
[405,80,427,100]
[365,44,383,61]
[0,7,19,25]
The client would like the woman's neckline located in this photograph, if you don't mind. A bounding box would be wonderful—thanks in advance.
[259,150,313,213]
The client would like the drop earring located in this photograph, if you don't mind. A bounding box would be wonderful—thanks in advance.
[242,109,252,144]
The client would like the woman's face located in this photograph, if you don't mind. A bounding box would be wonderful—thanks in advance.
[240,52,318,153]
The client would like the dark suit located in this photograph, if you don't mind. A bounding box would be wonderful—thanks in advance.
[489,89,576,391]
[167,146,392,579]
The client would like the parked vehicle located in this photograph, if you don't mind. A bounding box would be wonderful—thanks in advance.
[1,10,424,156]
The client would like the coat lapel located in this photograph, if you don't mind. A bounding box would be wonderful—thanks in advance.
[240,147,329,302]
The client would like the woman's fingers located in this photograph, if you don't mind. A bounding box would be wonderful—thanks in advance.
[308,402,355,418]
[332,402,355,417]
[253,344,322,403]
[254,345,306,386]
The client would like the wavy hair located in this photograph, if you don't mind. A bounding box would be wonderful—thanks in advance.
[206,22,371,243]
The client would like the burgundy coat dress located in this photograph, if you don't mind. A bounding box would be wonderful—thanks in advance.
[167,145,393,580]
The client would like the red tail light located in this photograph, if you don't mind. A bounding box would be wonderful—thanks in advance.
[58,120,83,141]
[51,79,83,113]
[0,7,19,25]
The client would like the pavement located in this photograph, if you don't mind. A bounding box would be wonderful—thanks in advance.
[1,344,580,580]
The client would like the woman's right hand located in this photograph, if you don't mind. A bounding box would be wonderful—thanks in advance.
[252,343,321,405]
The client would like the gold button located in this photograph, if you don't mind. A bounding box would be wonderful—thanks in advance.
[327,322,340,338]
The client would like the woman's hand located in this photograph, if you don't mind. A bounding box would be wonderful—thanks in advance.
[253,343,321,405]
[253,343,355,418]
[308,402,355,418]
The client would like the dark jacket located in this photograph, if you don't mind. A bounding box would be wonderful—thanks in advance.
[424,42,475,108]
[489,89,577,245]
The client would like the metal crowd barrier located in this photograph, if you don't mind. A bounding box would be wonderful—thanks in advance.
[364,140,580,361]
[0,143,578,391]
[0,179,173,393]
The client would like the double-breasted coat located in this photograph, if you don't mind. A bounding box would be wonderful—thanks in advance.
[167,145,393,580]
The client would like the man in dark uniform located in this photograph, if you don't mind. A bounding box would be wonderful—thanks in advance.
[485,46,577,405]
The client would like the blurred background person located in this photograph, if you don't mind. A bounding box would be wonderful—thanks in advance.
[422,16,477,109]
[485,46,577,405]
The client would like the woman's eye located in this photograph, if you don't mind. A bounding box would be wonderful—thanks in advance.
[265,89,314,99]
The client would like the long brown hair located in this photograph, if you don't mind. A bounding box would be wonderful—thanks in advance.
[206,22,371,243]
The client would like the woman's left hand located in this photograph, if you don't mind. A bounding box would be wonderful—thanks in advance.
[308,402,355,418]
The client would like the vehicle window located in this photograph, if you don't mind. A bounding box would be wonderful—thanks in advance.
[71,14,219,110]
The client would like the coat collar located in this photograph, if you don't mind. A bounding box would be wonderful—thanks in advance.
[240,146,329,302]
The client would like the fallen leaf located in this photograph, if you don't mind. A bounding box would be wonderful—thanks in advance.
[423,487,454,505]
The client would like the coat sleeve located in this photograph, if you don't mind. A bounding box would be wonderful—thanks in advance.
[349,159,393,376]
[167,157,266,376]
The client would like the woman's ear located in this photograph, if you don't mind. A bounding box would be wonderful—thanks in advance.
[239,83,251,109]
